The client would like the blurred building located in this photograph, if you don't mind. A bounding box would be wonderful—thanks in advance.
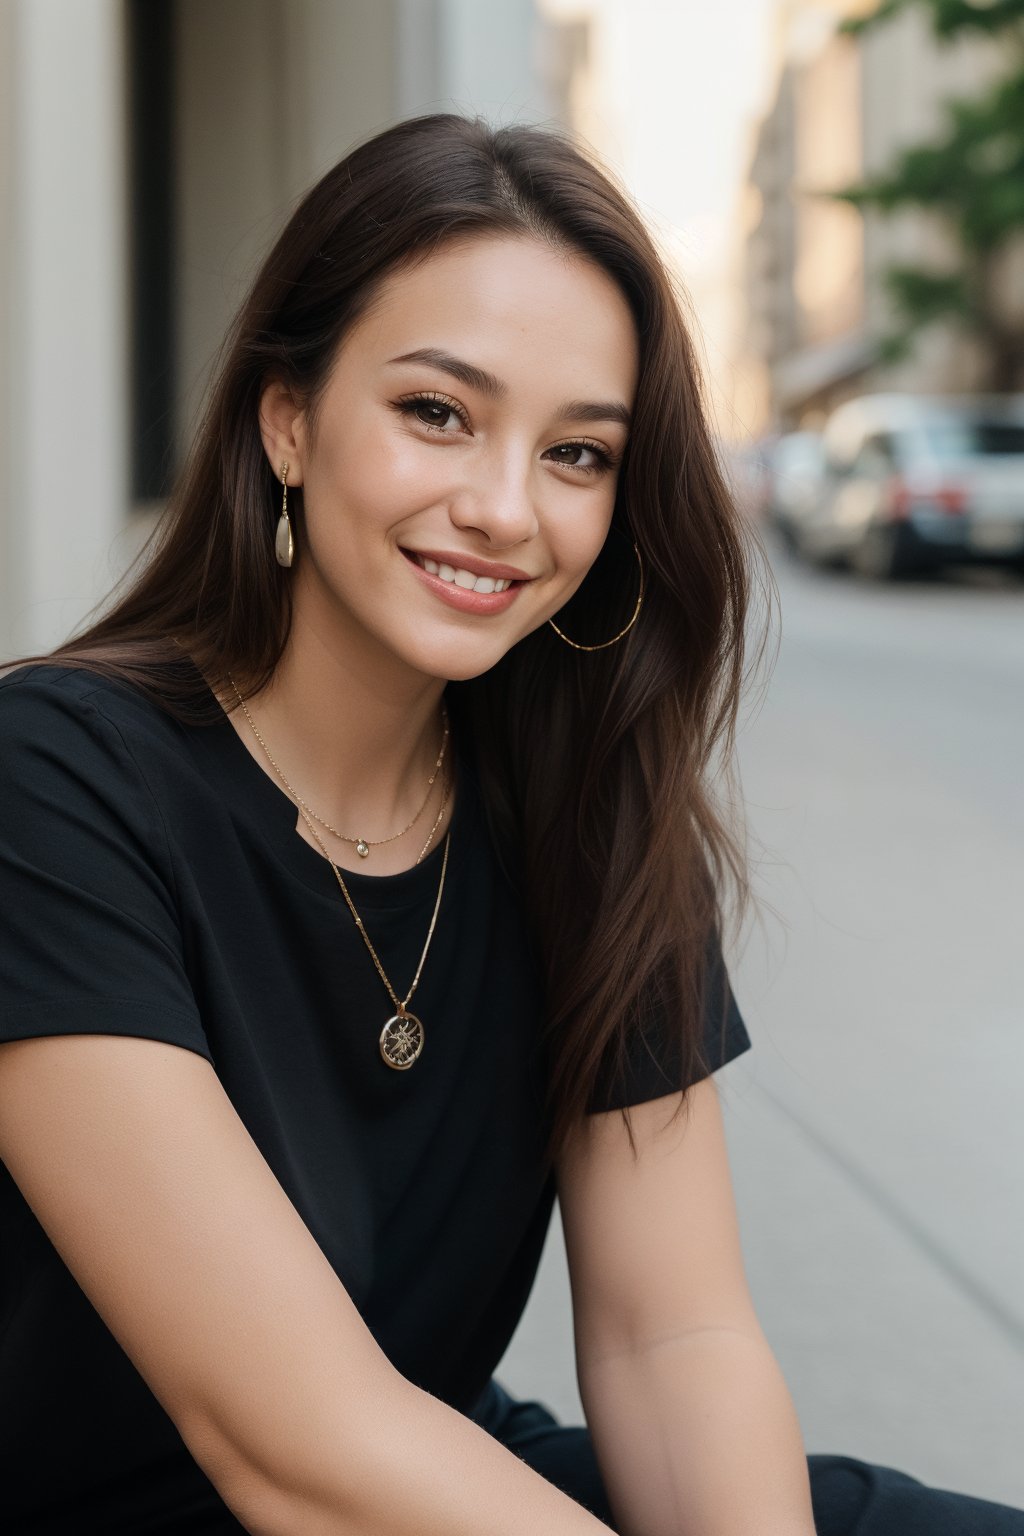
[737,0,1024,433]
[0,0,583,660]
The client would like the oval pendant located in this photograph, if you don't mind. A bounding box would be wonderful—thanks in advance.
[380,1012,424,1070]
[356,839,370,858]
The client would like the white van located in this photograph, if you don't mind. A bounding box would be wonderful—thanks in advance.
[789,393,1024,579]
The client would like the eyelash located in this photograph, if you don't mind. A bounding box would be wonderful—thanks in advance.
[391,391,620,477]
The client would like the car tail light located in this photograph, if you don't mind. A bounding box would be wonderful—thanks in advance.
[883,476,966,520]
[932,484,966,515]
[883,477,911,520]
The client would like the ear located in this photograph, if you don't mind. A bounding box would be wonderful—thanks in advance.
[258,380,306,485]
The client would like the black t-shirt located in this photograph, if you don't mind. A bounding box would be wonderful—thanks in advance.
[0,663,751,1532]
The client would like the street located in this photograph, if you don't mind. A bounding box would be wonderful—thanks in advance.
[498,535,1024,1508]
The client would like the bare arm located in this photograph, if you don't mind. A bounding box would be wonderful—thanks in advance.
[0,1033,609,1536]
[558,1075,817,1536]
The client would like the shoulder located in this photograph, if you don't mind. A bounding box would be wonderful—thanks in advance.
[0,664,202,957]
[0,660,100,712]
[0,662,188,766]
[0,663,200,854]
[0,663,116,768]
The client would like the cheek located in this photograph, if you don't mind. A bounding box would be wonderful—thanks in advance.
[332,425,454,515]
[550,495,617,581]
[310,418,425,529]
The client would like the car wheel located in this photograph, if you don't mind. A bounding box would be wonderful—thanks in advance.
[850,522,915,581]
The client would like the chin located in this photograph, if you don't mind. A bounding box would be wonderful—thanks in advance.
[398,632,522,684]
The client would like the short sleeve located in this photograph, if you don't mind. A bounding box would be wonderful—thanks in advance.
[0,669,212,1062]
[586,923,751,1113]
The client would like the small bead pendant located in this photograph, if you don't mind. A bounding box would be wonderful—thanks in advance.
[356,839,370,858]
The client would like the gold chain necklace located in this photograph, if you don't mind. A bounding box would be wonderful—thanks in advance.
[297,800,450,1070]
[229,678,449,860]
[409,759,452,864]
[228,678,452,1068]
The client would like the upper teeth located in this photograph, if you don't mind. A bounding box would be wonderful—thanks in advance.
[419,557,512,593]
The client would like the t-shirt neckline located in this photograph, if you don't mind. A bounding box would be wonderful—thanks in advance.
[182,662,466,911]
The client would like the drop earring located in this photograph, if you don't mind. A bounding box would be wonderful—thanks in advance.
[275,461,294,568]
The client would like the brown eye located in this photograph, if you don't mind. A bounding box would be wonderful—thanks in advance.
[545,440,616,476]
[413,401,456,429]
[392,393,469,433]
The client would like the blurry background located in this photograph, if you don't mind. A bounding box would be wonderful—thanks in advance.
[1,0,1022,1507]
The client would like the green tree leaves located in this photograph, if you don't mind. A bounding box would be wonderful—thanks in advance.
[829,0,1024,385]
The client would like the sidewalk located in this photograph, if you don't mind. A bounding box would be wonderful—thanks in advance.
[498,1043,1024,1508]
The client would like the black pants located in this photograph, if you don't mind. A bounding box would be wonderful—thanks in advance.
[472,1378,1024,1534]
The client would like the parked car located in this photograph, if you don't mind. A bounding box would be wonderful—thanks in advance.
[786,393,1024,579]
[765,431,827,549]
[724,437,775,523]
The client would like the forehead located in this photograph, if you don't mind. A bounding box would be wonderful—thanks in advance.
[341,234,640,406]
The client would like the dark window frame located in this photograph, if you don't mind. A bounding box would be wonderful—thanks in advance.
[127,0,176,502]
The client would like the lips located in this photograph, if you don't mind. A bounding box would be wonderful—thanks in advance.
[401,548,529,614]
[416,556,512,593]
[401,548,533,582]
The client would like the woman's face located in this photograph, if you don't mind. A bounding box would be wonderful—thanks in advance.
[263,233,640,682]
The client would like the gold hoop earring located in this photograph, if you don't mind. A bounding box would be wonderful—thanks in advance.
[275,461,294,568]
[547,541,645,652]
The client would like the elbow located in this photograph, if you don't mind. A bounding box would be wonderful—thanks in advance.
[221,1478,341,1536]
[204,1457,365,1536]
[177,1380,422,1536]
[175,1409,359,1536]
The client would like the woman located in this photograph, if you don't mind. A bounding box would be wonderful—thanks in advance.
[0,113,1019,1535]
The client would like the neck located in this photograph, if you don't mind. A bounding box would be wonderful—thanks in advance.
[226,590,450,870]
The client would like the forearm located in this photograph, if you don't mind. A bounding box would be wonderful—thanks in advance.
[216,1367,610,1536]
[578,1326,817,1536]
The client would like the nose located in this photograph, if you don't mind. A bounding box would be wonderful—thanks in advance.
[447,448,541,550]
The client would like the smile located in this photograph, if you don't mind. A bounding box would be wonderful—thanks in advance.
[401,549,530,615]
[414,557,513,594]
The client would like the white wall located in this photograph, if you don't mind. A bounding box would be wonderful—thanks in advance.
[0,2,14,648]
[438,0,545,122]
[1,0,128,660]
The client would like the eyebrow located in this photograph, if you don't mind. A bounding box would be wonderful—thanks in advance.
[386,347,632,430]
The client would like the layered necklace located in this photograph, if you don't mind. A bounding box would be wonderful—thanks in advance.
[232,687,450,862]
[228,678,451,1069]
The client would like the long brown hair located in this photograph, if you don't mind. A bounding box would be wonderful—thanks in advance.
[14,113,774,1160]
